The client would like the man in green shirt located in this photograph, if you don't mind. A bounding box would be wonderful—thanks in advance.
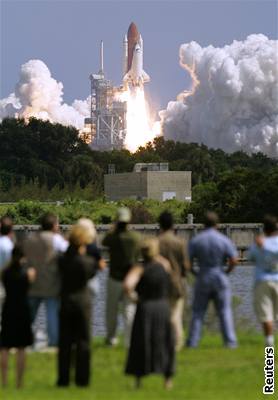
[102,207,141,347]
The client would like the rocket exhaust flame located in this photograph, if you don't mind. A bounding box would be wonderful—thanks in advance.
[123,88,156,152]
[119,87,159,153]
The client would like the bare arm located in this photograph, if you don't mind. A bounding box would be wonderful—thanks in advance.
[226,257,238,274]
[255,234,264,248]
[155,255,172,273]
[123,265,144,300]
[27,267,36,283]
[98,258,106,270]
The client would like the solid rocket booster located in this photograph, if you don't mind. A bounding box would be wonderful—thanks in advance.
[123,22,150,87]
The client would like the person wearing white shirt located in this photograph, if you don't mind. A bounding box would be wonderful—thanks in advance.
[0,217,14,322]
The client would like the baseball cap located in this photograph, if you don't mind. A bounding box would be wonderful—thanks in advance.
[117,207,131,223]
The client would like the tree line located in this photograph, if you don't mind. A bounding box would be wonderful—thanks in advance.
[0,118,277,222]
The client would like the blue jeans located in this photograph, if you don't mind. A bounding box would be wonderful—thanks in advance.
[29,297,59,346]
[187,271,237,348]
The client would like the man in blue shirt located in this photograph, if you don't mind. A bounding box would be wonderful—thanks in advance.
[249,215,278,347]
[186,212,238,348]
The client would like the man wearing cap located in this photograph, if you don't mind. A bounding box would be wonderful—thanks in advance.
[102,207,141,347]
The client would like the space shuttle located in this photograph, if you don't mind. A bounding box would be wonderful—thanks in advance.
[123,22,150,88]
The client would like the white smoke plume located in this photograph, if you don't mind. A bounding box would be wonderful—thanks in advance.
[160,34,278,157]
[0,60,89,129]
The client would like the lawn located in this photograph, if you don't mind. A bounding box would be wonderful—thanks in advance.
[0,333,274,400]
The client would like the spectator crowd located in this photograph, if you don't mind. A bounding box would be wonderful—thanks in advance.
[0,209,277,389]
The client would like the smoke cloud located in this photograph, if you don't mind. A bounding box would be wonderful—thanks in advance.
[1,35,277,157]
[160,34,278,157]
[0,60,89,129]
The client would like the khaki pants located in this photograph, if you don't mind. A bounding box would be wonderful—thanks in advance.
[171,297,185,351]
[106,277,136,347]
[254,280,278,322]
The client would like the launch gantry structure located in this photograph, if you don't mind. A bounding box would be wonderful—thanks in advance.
[84,41,127,150]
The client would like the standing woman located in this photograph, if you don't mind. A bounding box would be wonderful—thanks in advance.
[124,238,175,389]
[57,223,99,387]
[0,245,36,388]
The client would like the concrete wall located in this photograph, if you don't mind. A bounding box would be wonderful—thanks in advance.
[104,172,147,201]
[96,223,261,261]
[95,224,262,253]
[147,171,191,201]
[14,223,263,261]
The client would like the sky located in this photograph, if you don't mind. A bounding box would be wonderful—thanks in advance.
[1,0,277,112]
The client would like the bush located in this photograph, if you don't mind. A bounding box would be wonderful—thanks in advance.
[0,199,192,225]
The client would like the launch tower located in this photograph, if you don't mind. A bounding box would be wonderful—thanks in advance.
[84,41,127,150]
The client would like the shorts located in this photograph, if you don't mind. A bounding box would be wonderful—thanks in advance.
[254,280,278,323]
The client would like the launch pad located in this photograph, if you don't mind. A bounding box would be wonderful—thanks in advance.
[83,22,150,151]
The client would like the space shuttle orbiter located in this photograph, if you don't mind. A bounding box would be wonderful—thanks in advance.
[123,22,150,88]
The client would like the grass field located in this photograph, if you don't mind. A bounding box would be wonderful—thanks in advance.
[0,333,275,400]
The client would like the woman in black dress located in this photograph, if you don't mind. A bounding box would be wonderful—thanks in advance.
[0,245,36,388]
[124,238,175,389]
[57,223,99,387]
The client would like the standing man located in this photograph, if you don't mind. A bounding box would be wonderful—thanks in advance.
[158,211,188,351]
[249,215,278,347]
[24,213,68,347]
[186,211,238,348]
[0,217,14,322]
[102,207,141,347]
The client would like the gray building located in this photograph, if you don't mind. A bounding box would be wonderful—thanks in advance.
[104,163,191,201]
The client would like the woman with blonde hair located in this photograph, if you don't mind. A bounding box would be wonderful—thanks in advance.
[124,238,175,389]
[76,218,106,294]
[57,222,98,387]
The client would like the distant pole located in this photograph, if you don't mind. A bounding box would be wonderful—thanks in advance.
[100,40,104,74]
